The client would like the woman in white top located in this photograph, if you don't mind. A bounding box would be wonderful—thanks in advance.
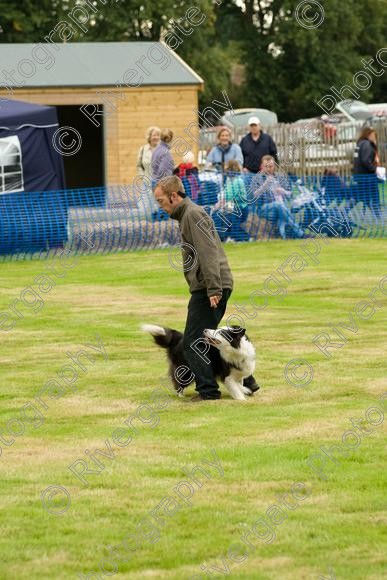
[136,126,161,179]
[136,126,161,218]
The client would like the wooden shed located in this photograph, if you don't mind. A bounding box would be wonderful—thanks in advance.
[0,42,203,189]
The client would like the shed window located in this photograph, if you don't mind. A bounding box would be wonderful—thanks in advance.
[0,136,24,194]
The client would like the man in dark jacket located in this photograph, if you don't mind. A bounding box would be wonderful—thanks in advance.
[240,116,278,173]
[154,175,259,401]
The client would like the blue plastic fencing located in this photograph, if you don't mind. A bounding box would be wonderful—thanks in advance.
[0,172,385,260]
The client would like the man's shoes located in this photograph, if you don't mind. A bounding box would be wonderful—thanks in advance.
[243,376,261,395]
[189,394,206,402]
[184,393,221,402]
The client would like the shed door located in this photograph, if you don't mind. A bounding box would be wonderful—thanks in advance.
[55,104,104,188]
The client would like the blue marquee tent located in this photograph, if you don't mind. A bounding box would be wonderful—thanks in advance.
[0,99,67,254]
[0,99,65,192]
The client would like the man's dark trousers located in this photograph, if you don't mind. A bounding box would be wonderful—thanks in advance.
[183,289,232,399]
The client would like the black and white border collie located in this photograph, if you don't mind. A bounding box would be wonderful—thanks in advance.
[141,324,256,401]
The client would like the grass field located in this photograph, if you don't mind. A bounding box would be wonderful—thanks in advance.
[0,239,386,580]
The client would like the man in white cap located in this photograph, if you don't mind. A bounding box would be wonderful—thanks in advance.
[240,116,278,173]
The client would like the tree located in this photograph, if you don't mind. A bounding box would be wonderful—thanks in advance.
[214,0,387,120]
[0,0,69,42]
[1,0,385,119]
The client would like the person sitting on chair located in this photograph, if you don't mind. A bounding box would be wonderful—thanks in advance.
[253,156,305,239]
[212,160,250,242]
[173,151,200,202]
[321,167,354,209]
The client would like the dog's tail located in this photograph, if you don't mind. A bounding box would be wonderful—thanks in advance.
[141,324,183,349]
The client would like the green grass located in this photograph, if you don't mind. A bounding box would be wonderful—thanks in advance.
[0,239,386,579]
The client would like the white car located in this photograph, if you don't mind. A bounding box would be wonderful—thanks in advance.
[221,108,278,131]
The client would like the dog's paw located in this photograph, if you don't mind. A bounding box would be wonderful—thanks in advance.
[231,392,247,401]
[242,386,254,396]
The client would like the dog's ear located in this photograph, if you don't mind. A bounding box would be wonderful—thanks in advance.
[230,325,245,336]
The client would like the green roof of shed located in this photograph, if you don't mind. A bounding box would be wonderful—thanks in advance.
[0,42,203,88]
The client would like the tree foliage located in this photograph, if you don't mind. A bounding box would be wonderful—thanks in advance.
[0,0,386,120]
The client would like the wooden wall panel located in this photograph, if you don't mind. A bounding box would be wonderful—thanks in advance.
[1,85,200,186]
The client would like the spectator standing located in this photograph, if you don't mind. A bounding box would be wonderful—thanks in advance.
[240,117,278,173]
[152,128,175,182]
[136,126,161,218]
[136,126,161,180]
[353,127,383,219]
[206,127,243,171]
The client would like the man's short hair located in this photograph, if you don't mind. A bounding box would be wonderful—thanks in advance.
[261,155,275,165]
[157,175,186,197]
